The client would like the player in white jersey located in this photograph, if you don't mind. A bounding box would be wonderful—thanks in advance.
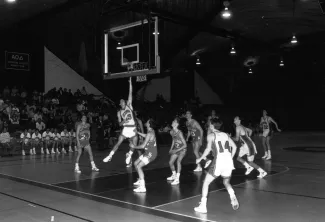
[103,77,138,166]
[32,130,43,154]
[52,129,62,154]
[42,129,52,155]
[233,116,267,178]
[61,128,73,153]
[194,119,239,214]
[69,129,77,152]
[260,110,281,160]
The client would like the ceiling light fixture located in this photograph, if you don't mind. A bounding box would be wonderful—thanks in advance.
[230,46,236,54]
[6,0,16,3]
[116,42,122,50]
[248,67,253,74]
[153,31,159,35]
[291,35,298,44]
[279,59,284,67]
[196,58,201,65]
[222,1,232,19]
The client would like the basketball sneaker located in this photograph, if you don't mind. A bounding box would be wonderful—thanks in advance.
[133,179,140,186]
[231,196,239,210]
[245,166,254,175]
[133,186,146,193]
[193,165,202,172]
[204,159,212,169]
[257,171,267,178]
[74,164,81,173]
[262,152,268,159]
[103,154,113,162]
[91,161,99,171]
[167,174,176,181]
[194,202,207,213]
[171,178,179,185]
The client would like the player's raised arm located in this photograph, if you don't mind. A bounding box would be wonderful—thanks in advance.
[127,77,133,106]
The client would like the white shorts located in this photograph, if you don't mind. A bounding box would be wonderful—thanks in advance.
[138,155,150,165]
[262,129,270,137]
[209,157,234,178]
[239,143,257,160]
[122,127,136,138]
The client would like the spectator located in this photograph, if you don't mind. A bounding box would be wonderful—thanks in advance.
[36,119,46,132]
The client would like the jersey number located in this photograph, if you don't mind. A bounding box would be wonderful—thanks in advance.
[218,141,232,153]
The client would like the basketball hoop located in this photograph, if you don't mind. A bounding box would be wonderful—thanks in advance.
[136,75,147,82]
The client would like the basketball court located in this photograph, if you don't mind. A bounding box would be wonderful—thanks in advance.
[0,132,324,221]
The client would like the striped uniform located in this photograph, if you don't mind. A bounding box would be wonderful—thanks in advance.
[139,131,157,165]
[120,105,137,138]
[261,117,270,137]
[170,130,186,154]
[238,134,257,161]
[186,120,202,142]
[78,123,90,148]
[208,131,234,178]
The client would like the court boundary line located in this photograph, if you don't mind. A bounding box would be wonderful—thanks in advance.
[0,190,93,221]
[152,165,289,209]
[0,172,215,222]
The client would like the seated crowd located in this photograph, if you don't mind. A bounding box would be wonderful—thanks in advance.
[0,86,117,156]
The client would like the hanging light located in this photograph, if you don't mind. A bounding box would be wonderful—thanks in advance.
[230,46,236,54]
[6,0,16,3]
[116,42,122,50]
[279,59,284,67]
[222,1,232,19]
[152,31,159,35]
[248,67,253,74]
[196,58,201,65]
[291,35,298,44]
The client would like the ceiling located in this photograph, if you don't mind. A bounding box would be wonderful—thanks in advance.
[0,0,68,28]
[1,0,325,57]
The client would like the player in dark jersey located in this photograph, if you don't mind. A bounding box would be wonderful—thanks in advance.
[233,116,267,178]
[129,118,157,193]
[75,115,99,173]
[167,117,187,185]
[134,111,144,158]
[185,110,205,172]
[195,118,239,213]
[260,110,281,160]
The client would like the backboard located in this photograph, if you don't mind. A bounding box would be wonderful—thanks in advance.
[103,17,160,80]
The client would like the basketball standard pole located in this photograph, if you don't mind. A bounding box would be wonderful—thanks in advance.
[154,16,160,72]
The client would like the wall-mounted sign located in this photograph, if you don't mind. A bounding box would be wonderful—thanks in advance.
[5,51,30,71]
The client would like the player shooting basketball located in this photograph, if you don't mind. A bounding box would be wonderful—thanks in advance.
[103,77,138,166]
